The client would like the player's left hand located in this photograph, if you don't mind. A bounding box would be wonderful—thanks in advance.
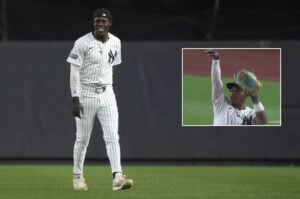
[72,97,84,118]
[248,90,261,104]
[248,90,258,97]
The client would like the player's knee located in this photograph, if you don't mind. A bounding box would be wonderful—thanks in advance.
[103,136,119,145]
[75,137,89,147]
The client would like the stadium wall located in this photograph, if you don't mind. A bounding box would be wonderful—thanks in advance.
[0,41,298,160]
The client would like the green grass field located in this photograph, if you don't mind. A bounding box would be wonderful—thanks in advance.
[0,165,300,199]
[183,75,281,125]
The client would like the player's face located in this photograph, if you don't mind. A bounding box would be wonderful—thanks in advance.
[93,17,111,37]
[230,87,248,105]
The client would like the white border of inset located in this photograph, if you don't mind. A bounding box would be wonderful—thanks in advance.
[181,48,282,127]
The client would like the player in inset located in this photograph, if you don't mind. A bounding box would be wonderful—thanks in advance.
[204,49,267,125]
[67,8,133,191]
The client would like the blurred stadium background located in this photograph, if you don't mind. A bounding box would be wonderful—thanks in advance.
[1,0,300,198]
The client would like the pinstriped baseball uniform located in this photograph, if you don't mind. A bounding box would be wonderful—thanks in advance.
[67,32,122,174]
[211,60,256,125]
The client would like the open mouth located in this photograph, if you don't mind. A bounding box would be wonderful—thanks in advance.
[96,27,105,33]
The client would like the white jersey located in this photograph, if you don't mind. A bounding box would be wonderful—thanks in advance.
[211,60,256,125]
[67,32,121,85]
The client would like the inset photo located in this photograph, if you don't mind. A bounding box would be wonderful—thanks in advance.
[182,48,281,126]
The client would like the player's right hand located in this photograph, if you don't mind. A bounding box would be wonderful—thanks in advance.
[72,97,84,118]
[204,49,219,60]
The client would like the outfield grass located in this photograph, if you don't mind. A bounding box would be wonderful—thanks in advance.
[0,165,299,199]
[183,75,281,125]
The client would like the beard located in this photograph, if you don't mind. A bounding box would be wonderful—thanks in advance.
[93,30,108,41]
[94,30,105,37]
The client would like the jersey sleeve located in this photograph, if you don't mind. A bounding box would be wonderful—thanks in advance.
[70,64,81,97]
[211,59,224,102]
[114,39,121,66]
[67,40,85,67]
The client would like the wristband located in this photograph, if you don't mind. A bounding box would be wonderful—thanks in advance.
[253,102,265,112]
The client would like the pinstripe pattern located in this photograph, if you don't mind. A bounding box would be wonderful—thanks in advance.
[211,60,256,125]
[67,32,122,175]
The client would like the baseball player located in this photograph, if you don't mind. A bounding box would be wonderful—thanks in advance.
[204,50,267,125]
[67,8,133,191]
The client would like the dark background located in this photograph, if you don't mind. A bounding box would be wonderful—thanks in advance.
[1,0,300,41]
[0,0,299,163]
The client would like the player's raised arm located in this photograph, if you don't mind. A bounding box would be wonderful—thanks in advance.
[204,50,223,101]
[249,91,268,124]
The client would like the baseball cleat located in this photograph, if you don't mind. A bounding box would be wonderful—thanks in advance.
[73,174,88,191]
[112,175,133,191]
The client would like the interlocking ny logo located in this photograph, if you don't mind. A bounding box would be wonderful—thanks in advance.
[108,50,117,64]
[242,115,253,125]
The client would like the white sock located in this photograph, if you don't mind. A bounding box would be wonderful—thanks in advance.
[115,172,122,179]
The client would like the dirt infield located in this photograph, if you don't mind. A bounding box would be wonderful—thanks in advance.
[183,49,280,81]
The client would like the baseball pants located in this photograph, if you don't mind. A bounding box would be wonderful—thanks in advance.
[73,85,122,174]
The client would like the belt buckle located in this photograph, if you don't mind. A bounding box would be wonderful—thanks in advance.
[95,86,106,94]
